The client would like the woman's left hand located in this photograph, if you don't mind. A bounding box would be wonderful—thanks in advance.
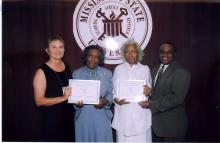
[94,96,108,109]
[143,85,152,96]
[63,86,71,99]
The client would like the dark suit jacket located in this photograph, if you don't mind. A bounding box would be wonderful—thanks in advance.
[150,61,191,137]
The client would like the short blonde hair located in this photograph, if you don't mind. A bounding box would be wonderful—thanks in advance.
[121,39,144,62]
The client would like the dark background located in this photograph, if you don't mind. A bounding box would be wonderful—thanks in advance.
[2,0,220,141]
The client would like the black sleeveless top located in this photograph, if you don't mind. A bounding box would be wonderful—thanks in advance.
[38,63,74,141]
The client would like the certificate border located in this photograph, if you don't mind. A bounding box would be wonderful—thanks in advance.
[68,79,100,104]
[116,80,146,102]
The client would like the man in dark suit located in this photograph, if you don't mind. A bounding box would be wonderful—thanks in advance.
[140,42,191,142]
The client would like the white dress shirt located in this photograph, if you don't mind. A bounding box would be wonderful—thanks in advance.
[112,62,152,136]
[154,64,169,87]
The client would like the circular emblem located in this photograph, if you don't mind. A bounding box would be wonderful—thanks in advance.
[73,0,153,64]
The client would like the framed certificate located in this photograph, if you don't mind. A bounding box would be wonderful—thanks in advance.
[117,80,146,102]
[68,79,100,104]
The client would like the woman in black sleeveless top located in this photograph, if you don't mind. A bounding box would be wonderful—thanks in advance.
[33,35,74,141]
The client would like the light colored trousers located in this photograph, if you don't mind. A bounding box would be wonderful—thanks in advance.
[116,129,152,142]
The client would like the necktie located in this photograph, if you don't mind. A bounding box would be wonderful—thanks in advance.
[155,65,164,87]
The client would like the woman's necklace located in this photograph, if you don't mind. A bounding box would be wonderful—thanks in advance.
[53,69,69,95]
[48,62,69,94]
[53,69,69,87]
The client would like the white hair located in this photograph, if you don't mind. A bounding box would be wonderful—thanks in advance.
[121,39,144,62]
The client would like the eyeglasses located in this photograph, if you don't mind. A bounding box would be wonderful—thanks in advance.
[159,50,174,55]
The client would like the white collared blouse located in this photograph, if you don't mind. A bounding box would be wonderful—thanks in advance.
[112,62,152,136]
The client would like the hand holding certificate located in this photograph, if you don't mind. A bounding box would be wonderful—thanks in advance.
[68,79,100,104]
[117,80,146,102]
[94,96,108,109]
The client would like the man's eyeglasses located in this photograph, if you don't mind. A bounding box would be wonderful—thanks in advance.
[159,50,174,55]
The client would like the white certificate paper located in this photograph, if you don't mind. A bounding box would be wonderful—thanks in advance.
[117,80,146,102]
[68,79,100,104]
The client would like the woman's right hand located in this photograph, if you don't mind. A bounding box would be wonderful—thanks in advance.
[75,100,84,108]
[114,98,130,105]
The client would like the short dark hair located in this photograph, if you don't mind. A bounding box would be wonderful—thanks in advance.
[160,41,176,55]
[48,35,64,47]
[81,45,105,66]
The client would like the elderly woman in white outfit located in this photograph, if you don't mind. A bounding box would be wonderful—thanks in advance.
[112,39,152,142]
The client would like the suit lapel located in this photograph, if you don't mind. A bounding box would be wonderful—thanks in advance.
[155,61,177,88]
[159,66,172,83]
